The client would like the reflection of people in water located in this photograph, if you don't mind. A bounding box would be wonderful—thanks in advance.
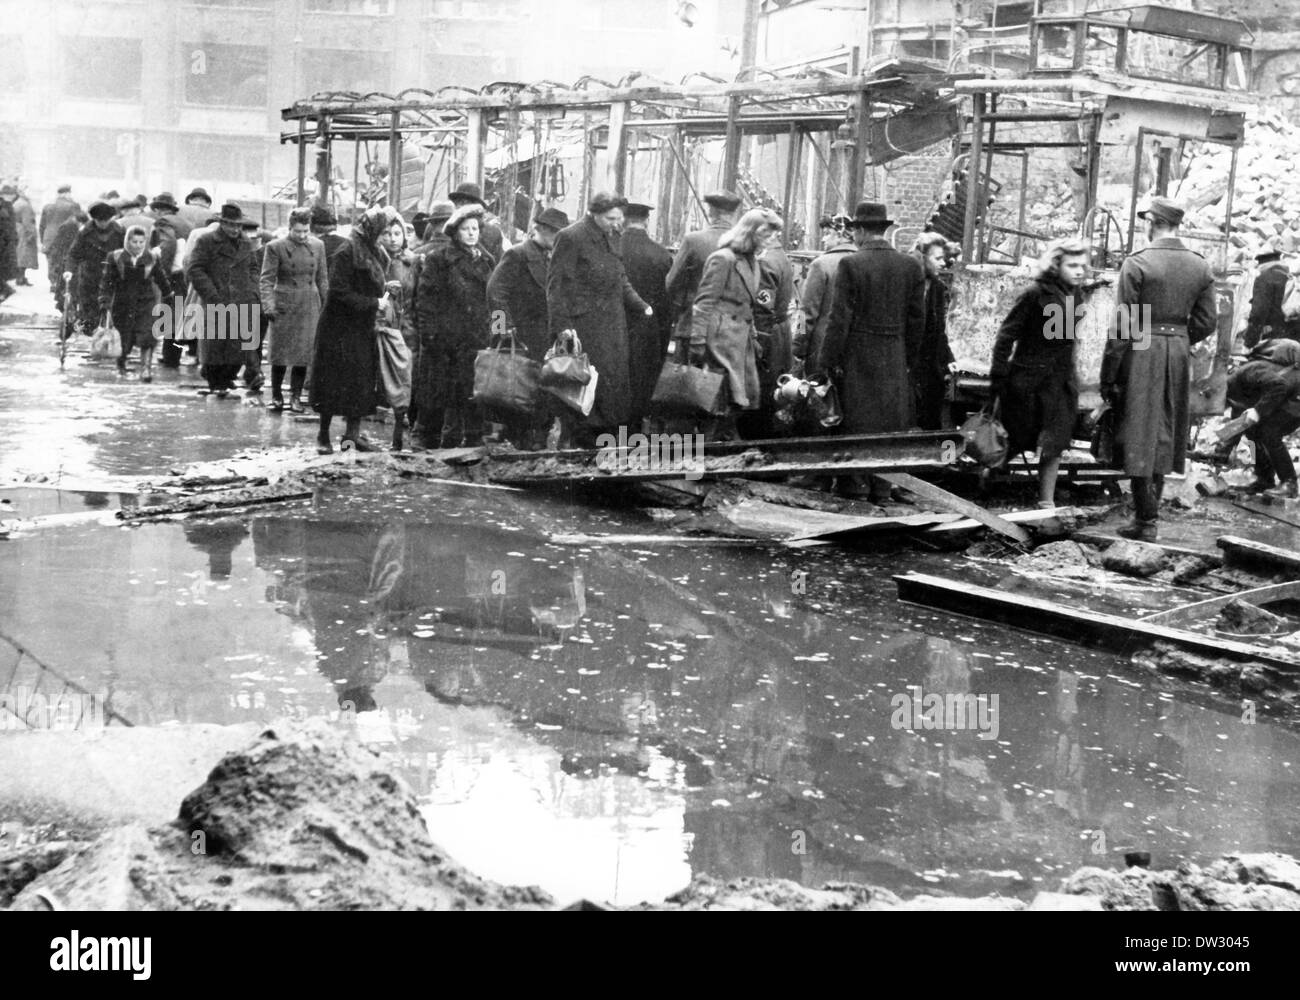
[183,519,250,580]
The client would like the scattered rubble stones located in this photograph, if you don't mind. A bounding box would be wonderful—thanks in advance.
[1102,539,1166,577]
[1218,597,1294,635]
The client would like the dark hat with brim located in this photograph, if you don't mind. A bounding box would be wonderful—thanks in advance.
[150,192,180,213]
[1137,196,1185,227]
[216,202,245,223]
[57,184,72,194]
[534,207,570,231]
[0,184,16,198]
[87,200,116,221]
[850,200,893,228]
[623,202,653,219]
[427,199,455,223]
[702,190,741,211]
[1257,248,1284,262]
[185,187,212,205]
[449,181,486,207]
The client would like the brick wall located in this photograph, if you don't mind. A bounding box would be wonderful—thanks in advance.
[865,140,955,250]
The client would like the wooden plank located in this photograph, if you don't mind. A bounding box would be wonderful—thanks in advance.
[924,506,1077,536]
[1218,535,1300,574]
[1139,581,1300,630]
[1073,530,1223,565]
[1232,500,1300,532]
[894,572,1300,671]
[546,533,767,547]
[880,472,1031,545]
[718,498,960,541]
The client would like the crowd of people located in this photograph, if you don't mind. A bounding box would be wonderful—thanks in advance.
[1,180,962,465]
[11,175,1293,534]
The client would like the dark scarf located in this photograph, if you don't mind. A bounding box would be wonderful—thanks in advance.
[349,208,393,288]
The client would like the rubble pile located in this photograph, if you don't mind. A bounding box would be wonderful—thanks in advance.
[1174,113,1300,268]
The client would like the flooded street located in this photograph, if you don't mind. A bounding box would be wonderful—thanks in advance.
[3,307,1300,906]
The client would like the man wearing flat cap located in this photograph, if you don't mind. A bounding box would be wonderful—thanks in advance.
[1101,195,1217,541]
[1243,237,1298,350]
[665,190,741,339]
[620,202,673,429]
[40,184,81,294]
[486,206,570,449]
[821,200,926,500]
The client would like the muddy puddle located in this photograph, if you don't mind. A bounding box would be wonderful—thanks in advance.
[3,479,1299,905]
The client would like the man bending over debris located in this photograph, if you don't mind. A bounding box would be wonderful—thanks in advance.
[1219,338,1300,499]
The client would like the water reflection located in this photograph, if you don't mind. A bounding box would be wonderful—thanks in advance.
[2,488,1299,905]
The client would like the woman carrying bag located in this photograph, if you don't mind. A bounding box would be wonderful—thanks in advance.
[413,202,495,449]
[989,237,1090,508]
[99,225,171,382]
[685,208,783,441]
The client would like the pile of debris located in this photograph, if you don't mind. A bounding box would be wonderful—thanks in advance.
[1175,112,1300,267]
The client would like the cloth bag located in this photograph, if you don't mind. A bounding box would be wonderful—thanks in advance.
[472,332,540,414]
[960,399,1008,468]
[1089,401,1119,465]
[650,339,727,418]
[88,319,121,360]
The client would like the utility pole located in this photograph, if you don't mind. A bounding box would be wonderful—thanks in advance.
[722,0,761,191]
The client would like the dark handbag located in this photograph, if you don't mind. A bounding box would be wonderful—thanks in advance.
[1089,401,1118,465]
[472,332,540,414]
[650,339,727,418]
[960,399,1008,468]
[540,330,593,386]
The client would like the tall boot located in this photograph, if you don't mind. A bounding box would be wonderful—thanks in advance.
[391,407,407,451]
[317,413,333,455]
[140,346,154,383]
[1119,476,1158,541]
[288,366,307,413]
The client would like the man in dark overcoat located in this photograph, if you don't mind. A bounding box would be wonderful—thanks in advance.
[1101,196,1217,541]
[620,202,673,431]
[487,206,568,449]
[820,201,926,500]
[40,184,81,294]
[187,202,263,396]
[547,192,651,445]
[664,190,740,339]
[0,186,16,302]
[1243,242,1298,349]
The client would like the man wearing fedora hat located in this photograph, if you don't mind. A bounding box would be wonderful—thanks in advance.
[187,202,263,396]
[66,200,125,329]
[413,200,455,257]
[665,189,741,340]
[1243,237,1298,349]
[821,200,926,500]
[620,202,674,429]
[448,182,508,259]
[485,206,571,449]
[1101,195,1217,541]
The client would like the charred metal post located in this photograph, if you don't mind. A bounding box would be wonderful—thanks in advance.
[464,108,486,191]
[314,113,331,209]
[609,100,628,193]
[388,110,401,208]
[961,92,984,261]
[296,117,307,206]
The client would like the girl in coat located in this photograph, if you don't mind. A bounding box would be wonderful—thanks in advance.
[989,236,1090,507]
[378,215,415,450]
[688,208,783,441]
[413,203,495,449]
[99,225,171,381]
[310,206,394,453]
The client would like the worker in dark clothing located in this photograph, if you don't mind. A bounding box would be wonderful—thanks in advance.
[1243,241,1298,349]
[1219,338,1300,499]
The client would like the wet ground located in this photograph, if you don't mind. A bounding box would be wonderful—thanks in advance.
[4,285,1300,906]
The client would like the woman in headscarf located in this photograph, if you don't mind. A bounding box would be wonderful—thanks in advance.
[546,191,652,446]
[377,214,416,450]
[989,236,1090,508]
[687,207,783,441]
[310,205,395,453]
[98,225,171,381]
[413,202,495,449]
[260,207,328,412]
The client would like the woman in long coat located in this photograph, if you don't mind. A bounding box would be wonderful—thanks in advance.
[260,206,328,413]
[413,203,495,449]
[310,206,393,453]
[989,237,1089,507]
[546,192,651,445]
[99,225,171,381]
[13,191,38,281]
[688,208,782,440]
[377,215,416,450]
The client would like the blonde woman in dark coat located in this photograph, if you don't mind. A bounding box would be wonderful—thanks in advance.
[687,208,783,440]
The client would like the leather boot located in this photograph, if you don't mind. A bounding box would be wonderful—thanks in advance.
[391,408,406,451]
[1264,479,1298,500]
